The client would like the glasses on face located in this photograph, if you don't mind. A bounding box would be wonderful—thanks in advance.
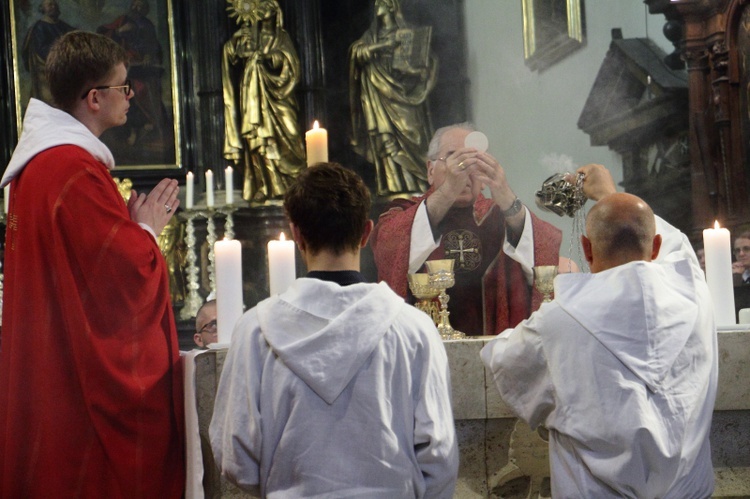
[198,319,218,336]
[80,79,132,100]
[734,246,750,256]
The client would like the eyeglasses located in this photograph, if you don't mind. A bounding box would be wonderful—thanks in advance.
[80,79,132,100]
[734,246,750,256]
[197,319,217,335]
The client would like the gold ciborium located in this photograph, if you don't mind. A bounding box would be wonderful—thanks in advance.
[425,259,465,340]
[408,273,441,325]
[533,265,558,303]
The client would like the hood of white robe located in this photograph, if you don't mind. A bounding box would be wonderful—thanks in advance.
[1,98,115,187]
[553,259,698,393]
[256,279,404,405]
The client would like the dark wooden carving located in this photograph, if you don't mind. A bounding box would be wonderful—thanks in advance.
[647,0,750,237]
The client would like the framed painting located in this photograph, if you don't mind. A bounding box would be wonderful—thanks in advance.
[8,0,181,170]
[522,0,586,72]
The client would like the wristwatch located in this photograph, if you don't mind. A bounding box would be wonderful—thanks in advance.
[502,197,524,217]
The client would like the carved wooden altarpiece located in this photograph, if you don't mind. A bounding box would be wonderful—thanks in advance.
[647,0,750,237]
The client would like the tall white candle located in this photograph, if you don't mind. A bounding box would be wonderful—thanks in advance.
[268,232,296,295]
[3,185,9,215]
[703,221,737,327]
[206,170,214,208]
[305,120,328,167]
[186,172,194,209]
[214,238,243,345]
[225,166,234,205]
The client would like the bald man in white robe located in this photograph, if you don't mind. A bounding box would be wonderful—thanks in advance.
[482,164,717,498]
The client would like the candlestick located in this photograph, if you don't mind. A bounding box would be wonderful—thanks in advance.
[268,232,296,295]
[214,238,244,344]
[179,213,203,320]
[4,184,9,214]
[206,215,217,295]
[703,221,737,327]
[186,172,194,209]
[305,120,328,167]
[206,170,214,208]
[225,166,234,205]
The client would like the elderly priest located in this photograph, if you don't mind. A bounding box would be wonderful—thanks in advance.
[371,123,564,335]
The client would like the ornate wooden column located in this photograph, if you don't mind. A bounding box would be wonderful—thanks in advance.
[647,0,750,234]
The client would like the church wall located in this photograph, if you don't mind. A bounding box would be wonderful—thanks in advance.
[464,1,673,263]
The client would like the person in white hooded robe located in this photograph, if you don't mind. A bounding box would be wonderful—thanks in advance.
[209,162,458,498]
[481,163,717,498]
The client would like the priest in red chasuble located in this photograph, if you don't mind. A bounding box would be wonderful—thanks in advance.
[371,123,564,335]
[0,32,184,497]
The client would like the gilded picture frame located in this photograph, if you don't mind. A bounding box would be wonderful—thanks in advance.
[8,0,181,170]
[522,0,586,72]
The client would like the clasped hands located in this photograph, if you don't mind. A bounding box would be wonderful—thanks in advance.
[438,148,517,212]
[128,178,180,236]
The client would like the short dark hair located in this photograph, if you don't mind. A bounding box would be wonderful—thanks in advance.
[46,31,127,112]
[283,163,372,255]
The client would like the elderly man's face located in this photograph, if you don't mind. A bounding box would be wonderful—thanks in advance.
[735,237,750,269]
[194,302,218,348]
[428,127,482,208]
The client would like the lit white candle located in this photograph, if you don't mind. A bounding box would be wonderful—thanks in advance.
[186,172,194,209]
[305,120,328,167]
[225,166,234,205]
[703,221,737,327]
[206,170,214,208]
[3,185,9,215]
[268,232,296,295]
[214,238,243,345]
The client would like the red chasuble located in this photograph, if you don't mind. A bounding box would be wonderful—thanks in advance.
[0,146,185,498]
[371,192,562,335]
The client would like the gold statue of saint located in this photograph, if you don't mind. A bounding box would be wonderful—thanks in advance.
[157,216,187,305]
[349,0,438,196]
[222,0,305,202]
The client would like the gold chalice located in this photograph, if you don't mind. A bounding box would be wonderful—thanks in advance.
[425,259,465,340]
[533,265,558,303]
[408,273,441,325]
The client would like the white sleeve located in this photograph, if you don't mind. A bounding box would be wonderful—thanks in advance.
[502,207,534,284]
[409,201,441,273]
[414,322,459,498]
[209,312,263,494]
[654,215,700,266]
[480,311,555,429]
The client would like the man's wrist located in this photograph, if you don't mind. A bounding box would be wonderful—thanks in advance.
[501,197,524,218]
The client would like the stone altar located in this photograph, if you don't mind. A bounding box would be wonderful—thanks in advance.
[189,331,750,498]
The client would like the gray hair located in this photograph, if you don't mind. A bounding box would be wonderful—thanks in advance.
[427,122,476,159]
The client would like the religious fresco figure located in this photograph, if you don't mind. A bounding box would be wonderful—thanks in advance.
[97,0,168,148]
[349,0,438,196]
[22,0,75,104]
[222,0,306,202]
